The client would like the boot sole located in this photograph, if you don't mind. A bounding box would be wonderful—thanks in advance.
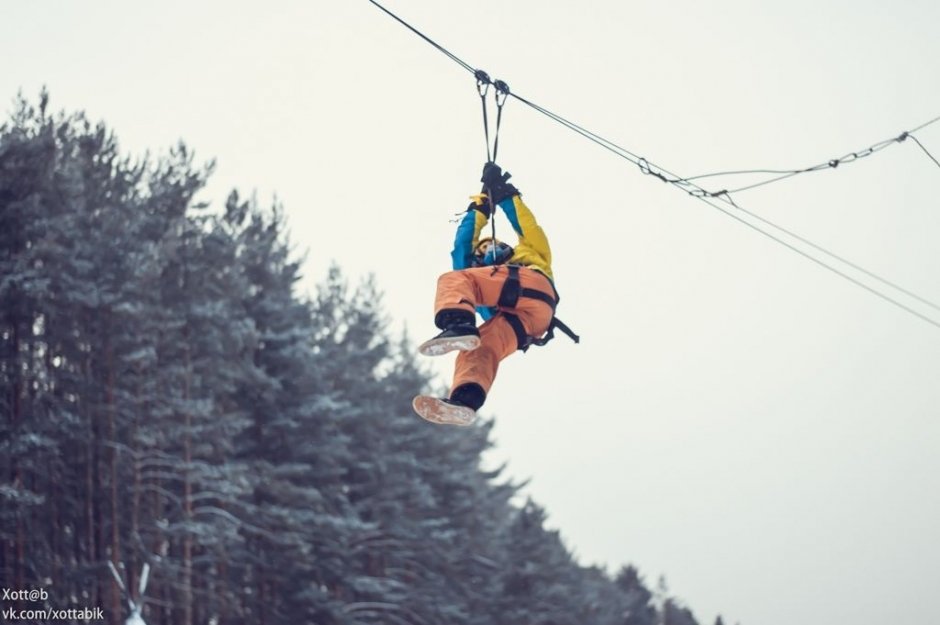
[412,395,476,426]
[417,334,481,357]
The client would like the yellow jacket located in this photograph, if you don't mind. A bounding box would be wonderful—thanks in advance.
[451,194,553,280]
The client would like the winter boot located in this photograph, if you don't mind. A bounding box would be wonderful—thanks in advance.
[419,309,480,356]
[412,383,486,427]
[412,396,477,426]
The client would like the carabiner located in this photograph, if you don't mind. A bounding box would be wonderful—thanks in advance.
[493,79,510,107]
[475,70,491,96]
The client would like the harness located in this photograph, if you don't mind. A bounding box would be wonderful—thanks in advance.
[496,265,580,352]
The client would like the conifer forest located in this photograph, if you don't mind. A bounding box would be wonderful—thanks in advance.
[1,96,706,624]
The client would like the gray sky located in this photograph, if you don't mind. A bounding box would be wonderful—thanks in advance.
[4,1,940,624]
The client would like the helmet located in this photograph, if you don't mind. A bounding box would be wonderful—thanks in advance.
[472,237,514,267]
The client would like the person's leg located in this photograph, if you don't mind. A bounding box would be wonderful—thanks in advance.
[432,268,497,323]
[423,268,507,356]
[420,266,555,414]
[449,314,520,410]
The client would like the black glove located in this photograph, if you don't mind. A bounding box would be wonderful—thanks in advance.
[466,197,491,218]
[480,162,520,204]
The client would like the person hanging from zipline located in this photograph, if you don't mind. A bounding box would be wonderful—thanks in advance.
[413,162,578,426]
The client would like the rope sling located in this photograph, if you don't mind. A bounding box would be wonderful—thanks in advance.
[471,71,580,350]
[475,69,510,247]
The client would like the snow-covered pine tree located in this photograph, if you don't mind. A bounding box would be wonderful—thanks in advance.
[1,94,700,625]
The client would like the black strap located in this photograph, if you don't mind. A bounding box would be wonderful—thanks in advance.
[504,314,580,352]
[496,266,578,351]
[498,265,523,307]
[491,80,509,163]
[476,70,492,162]
[503,312,531,352]
[531,317,581,347]
[498,266,558,309]
[520,287,557,310]
[476,72,510,247]
[475,73,510,166]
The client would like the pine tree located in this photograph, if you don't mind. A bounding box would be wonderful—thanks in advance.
[661,599,698,625]
[0,93,160,617]
[1,94,704,625]
[617,565,658,625]
[486,499,583,624]
[224,198,359,625]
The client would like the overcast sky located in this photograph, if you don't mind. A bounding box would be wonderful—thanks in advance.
[3,2,940,624]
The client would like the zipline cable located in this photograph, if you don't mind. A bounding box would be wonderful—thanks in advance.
[365,0,476,75]
[909,135,940,170]
[365,0,940,328]
[910,114,940,134]
[696,194,940,330]
[674,123,940,194]
[509,91,940,316]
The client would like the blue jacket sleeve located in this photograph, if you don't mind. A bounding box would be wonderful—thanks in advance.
[451,209,479,270]
[450,206,496,320]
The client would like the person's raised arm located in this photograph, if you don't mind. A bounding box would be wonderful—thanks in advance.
[481,162,552,276]
[451,194,490,270]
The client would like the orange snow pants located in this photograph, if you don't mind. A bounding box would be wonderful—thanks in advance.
[434,266,556,396]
